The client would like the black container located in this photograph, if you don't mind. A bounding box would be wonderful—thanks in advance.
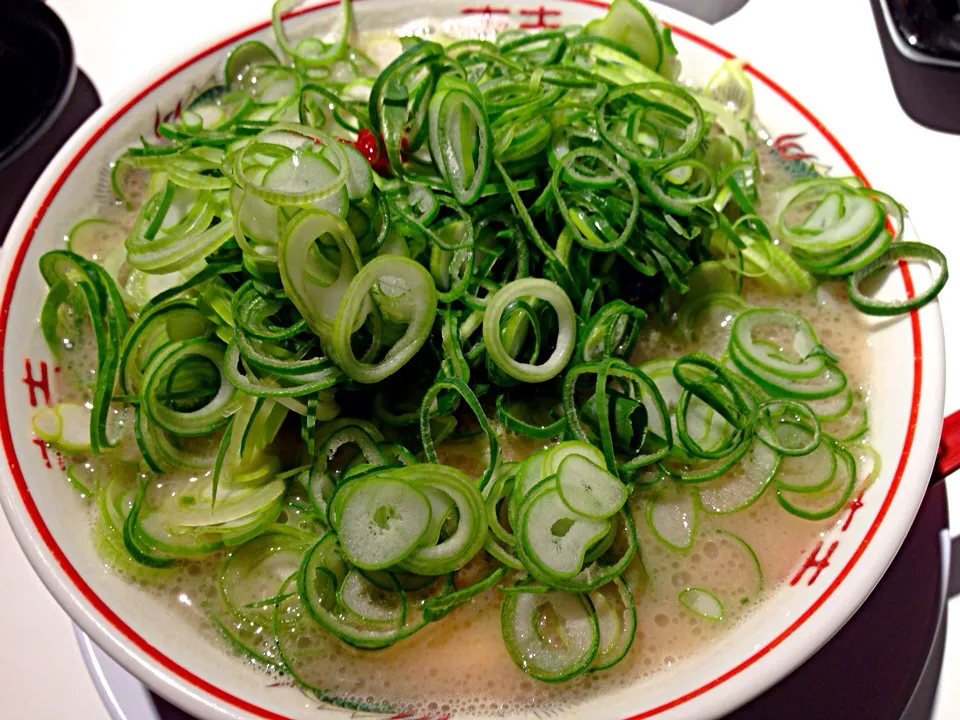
[0,1,97,242]
[0,1,76,171]
[871,0,960,133]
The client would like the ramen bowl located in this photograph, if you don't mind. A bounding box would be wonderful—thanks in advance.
[0,1,946,719]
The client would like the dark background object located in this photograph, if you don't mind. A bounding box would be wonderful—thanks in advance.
[0,1,76,172]
[882,0,960,65]
[0,71,99,244]
[872,0,960,133]
[0,0,95,242]
[654,0,750,24]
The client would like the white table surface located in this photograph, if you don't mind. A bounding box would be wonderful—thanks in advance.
[3,0,960,718]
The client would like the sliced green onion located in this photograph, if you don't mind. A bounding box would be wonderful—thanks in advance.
[483,278,577,383]
[679,587,724,620]
[846,241,948,316]
[333,256,438,383]
[501,587,599,682]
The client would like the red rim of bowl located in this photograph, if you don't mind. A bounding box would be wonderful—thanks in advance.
[0,2,922,719]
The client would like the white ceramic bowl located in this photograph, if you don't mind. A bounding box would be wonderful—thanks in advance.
[0,2,946,719]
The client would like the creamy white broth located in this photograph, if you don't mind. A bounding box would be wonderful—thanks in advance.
[53,21,880,719]
[104,276,870,718]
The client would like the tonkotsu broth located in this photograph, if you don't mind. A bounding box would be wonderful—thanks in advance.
[105,280,871,718]
[55,21,878,719]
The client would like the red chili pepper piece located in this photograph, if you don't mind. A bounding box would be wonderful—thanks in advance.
[936,410,960,478]
[334,129,404,176]
[352,128,390,175]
